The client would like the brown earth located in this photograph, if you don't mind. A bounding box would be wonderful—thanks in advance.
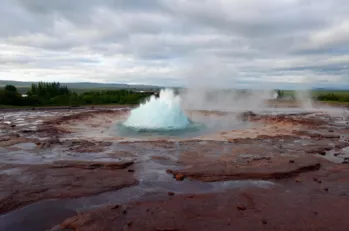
[0,161,137,214]
[56,163,349,231]
[1,107,349,230]
[167,156,321,182]
[0,133,35,147]
[45,109,127,126]
[37,109,128,137]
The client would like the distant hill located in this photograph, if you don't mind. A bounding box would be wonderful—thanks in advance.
[0,80,162,93]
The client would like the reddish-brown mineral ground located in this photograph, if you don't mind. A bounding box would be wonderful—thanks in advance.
[0,106,349,231]
[0,160,136,214]
[58,165,349,231]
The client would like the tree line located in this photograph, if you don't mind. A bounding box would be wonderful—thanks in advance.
[2,83,349,107]
[0,82,153,107]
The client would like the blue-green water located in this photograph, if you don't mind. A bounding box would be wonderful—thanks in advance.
[116,121,205,138]
[123,89,191,131]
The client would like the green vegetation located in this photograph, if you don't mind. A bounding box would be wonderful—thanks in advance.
[276,90,349,102]
[311,91,349,102]
[77,90,152,105]
[1,82,349,108]
[0,82,154,107]
[0,85,23,106]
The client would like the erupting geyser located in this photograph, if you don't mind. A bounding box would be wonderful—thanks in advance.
[123,89,190,130]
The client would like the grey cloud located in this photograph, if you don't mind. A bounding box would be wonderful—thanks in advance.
[0,0,348,87]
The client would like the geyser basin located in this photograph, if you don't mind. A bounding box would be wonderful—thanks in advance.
[116,121,205,138]
[115,89,257,138]
[123,89,190,131]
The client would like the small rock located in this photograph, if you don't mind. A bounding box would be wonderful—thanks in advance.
[127,221,132,226]
[47,138,61,145]
[334,153,341,157]
[262,219,268,225]
[10,124,16,128]
[328,129,334,132]
[324,188,329,192]
[253,156,271,161]
[313,211,318,215]
[175,174,185,181]
[111,204,120,210]
[295,179,301,183]
[168,192,175,196]
[21,129,35,133]
[318,151,326,155]
[289,160,295,163]
[121,205,127,214]
[236,205,246,211]
[128,169,135,173]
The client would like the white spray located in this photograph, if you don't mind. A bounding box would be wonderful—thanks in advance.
[123,89,190,130]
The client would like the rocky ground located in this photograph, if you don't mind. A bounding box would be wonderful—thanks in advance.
[0,106,349,230]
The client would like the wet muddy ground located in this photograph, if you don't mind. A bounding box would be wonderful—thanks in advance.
[1,106,349,230]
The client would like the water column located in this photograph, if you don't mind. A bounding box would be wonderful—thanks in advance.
[123,89,190,130]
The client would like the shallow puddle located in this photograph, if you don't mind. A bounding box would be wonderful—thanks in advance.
[11,142,37,150]
[0,156,275,231]
[0,177,274,231]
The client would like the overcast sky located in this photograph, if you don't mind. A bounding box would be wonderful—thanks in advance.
[0,0,348,88]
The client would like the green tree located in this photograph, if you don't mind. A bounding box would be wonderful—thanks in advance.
[276,90,284,99]
[0,87,22,106]
[4,85,17,92]
[2,81,154,106]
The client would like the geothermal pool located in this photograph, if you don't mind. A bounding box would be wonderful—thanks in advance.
[49,89,258,141]
[116,89,259,139]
